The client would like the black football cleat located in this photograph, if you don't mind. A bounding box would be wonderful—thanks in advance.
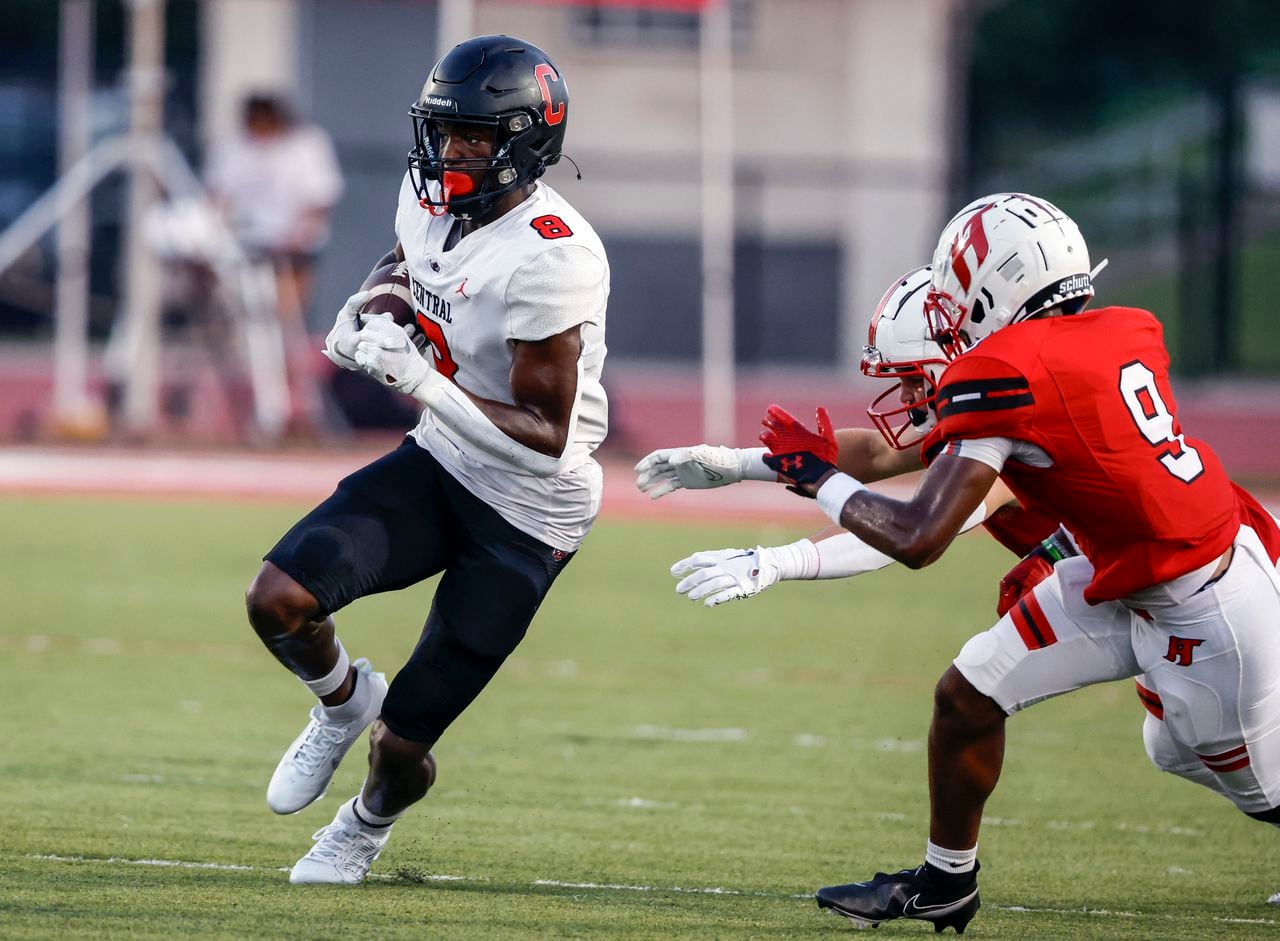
[816,863,980,933]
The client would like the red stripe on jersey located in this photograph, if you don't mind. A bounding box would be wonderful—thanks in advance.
[1010,603,1038,650]
[1010,590,1057,650]
[1198,744,1248,762]
[1201,754,1251,773]
[1024,590,1057,645]
[1134,681,1164,720]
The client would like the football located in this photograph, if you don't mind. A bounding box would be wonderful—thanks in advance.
[358,261,425,352]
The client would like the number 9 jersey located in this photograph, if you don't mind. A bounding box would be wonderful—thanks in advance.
[921,306,1252,603]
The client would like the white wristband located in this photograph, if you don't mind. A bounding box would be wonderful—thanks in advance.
[766,539,821,581]
[737,447,776,482]
[816,472,865,525]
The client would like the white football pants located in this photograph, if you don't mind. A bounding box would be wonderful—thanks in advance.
[954,524,1280,815]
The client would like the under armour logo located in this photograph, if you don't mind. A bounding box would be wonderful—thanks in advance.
[455,278,470,299]
[1164,636,1204,666]
[778,456,804,473]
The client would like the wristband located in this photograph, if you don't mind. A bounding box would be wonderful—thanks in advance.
[1041,525,1079,561]
[816,472,865,524]
[767,539,821,581]
[737,447,777,482]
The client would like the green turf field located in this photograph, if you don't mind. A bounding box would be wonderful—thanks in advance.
[1,495,1276,939]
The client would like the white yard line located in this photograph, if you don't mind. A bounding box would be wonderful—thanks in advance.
[24,853,1277,926]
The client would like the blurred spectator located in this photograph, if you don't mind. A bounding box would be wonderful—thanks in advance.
[205,93,343,433]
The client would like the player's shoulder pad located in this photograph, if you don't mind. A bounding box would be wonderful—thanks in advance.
[1095,304,1165,339]
[394,171,417,240]
[522,185,607,256]
[505,243,609,342]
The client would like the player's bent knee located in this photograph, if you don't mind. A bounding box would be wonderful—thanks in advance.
[1141,714,1188,775]
[245,562,319,636]
[934,666,1004,732]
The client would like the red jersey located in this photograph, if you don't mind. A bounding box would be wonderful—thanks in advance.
[921,307,1255,603]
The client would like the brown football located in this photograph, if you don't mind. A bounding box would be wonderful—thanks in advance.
[358,261,425,351]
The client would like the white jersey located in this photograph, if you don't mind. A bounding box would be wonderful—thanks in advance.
[393,173,609,551]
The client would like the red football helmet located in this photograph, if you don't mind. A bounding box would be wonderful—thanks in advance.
[861,266,950,450]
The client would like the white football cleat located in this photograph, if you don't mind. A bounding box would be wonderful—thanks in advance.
[267,658,387,815]
[289,797,393,885]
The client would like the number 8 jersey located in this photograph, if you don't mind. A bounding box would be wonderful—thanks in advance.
[393,172,610,553]
[920,306,1245,603]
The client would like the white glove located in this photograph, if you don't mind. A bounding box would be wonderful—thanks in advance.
[322,290,371,371]
[671,546,782,607]
[635,445,771,500]
[354,315,432,396]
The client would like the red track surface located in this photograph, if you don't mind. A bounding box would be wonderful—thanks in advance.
[0,441,910,525]
[1,443,1273,525]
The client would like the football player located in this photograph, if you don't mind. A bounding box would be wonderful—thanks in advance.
[244,36,609,884]
[639,266,1063,609]
[758,194,1280,932]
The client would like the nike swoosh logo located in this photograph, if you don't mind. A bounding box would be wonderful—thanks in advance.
[698,464,725,482]
[901,889,977,918]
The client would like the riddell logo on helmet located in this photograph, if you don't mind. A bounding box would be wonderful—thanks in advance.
[424,95,457,110]
[1057,274,1091,295]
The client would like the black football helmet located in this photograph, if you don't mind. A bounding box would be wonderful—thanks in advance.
[408,35,569,220]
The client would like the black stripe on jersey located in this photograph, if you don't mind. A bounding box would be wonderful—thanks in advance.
[939,393,1034,418]
[938,377,1030,398]
[936,391,1034,417]
[937,377,1034,419]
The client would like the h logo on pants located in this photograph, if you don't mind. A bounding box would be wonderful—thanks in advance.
[1164,636,1205,667]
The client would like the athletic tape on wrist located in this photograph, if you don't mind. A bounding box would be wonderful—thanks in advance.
[738,447,776,482]
[769,539,821,581]
[816,473,865,525]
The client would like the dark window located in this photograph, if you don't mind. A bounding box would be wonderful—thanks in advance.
[568,1,753,50]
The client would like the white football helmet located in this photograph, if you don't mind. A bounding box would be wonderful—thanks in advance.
[926,193,1097,359]
[861,265,949,449]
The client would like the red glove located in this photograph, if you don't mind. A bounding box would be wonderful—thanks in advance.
[996,527,1076,616]
[759,405,839,492]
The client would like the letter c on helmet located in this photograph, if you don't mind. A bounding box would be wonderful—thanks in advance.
[534,64,566,126]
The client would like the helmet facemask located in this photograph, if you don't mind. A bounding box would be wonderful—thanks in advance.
[862,349,946,450]
[861,265,949,450]
[409,108,548,220]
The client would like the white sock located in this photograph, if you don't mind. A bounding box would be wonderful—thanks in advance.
[353,794,403,828]
[926,840,978,874]
[302,639,351,699]
[322,664,373,722]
